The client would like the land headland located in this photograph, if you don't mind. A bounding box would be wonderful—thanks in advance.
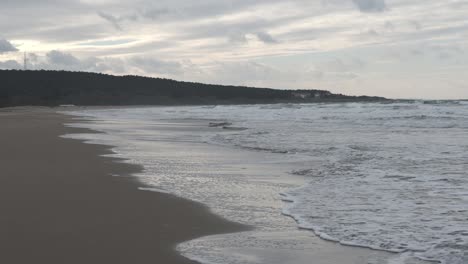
[0,70,386,107]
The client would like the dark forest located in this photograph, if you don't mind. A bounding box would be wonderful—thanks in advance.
[0,70,386,107]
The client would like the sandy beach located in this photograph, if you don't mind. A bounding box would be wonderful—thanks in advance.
[0,108,244,264]
[1,107,437,264]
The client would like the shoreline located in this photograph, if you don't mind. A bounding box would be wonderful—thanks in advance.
[63,106,418,264]
[0,109,246,264]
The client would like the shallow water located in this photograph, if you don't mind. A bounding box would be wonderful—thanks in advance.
[63,101,468,264]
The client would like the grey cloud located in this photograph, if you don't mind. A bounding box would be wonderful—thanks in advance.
[1,0,467,98]
[94,1,293,34]
[307,69,324,80]
[210,61,280,86]
[316,57,365,74]
[21,50,103,71]
[352,28,380,41]
[129,57,182,75]
[352,0,386,12]
[46,50,81,66]
[228,30,248,44]
[78,57,127,73]
[0,0,79,8]
[384,21,395,31]
[0,0,89,38]
[138,7,171,20]
[174,15,295,46]
[27,53,40,63]
[2,50,182,75]
[0,60,21,70]
[278,24,346,42]
[255,32,278,44]
[195,59,361,89]
[158,0,285,21]
[35,24,110,42]
[410,48,424,57]
[387,23,468,47]
[98,11,123,31]
[97,8,170,31]
[95,6,171,29]
[421,44,464,61]
[227,31,278,45]
[408,20,422,31]
[366,29,379,37]
[0,38,18,53]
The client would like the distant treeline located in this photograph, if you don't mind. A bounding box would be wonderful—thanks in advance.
[0,70,386,107]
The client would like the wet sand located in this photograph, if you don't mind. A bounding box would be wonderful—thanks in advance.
[0,108,245,264]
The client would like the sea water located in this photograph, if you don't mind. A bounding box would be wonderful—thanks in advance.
[64,101,468,264]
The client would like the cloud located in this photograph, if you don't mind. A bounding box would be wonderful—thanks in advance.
[96,7,170,31]
[226,31,278,45]
[0,60,21,69]
[46,50,81,66]
[228,30,248,44]
[352,0,386,12]
[129,57,182,75]
[34,24,110,42]
[0,38,18,53]
[97,11,123,31]
[138,7,170,20]
[255,32,278,44]
[0,0,467,99]
[202,61,281,87]
[1,50,183,76]
[408,20,422,31]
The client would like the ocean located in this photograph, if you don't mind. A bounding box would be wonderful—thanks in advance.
[64,101,468,264]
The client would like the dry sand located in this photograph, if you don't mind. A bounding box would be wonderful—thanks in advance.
[0,109,245,264]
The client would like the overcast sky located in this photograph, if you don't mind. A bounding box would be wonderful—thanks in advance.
[1,0,467,99]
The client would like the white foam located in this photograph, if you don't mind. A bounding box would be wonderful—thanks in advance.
[138,187,171,194]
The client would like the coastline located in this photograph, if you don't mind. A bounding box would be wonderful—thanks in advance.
[62,106,418,264]
[0,108,245,264]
